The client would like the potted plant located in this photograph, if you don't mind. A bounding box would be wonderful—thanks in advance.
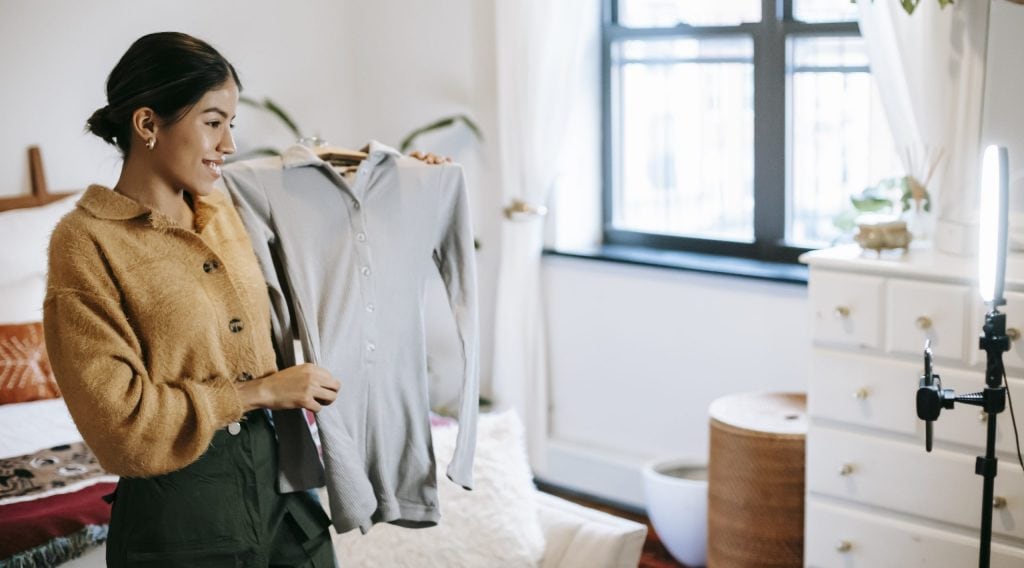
[859,0,955,15]
[235,96,482,159]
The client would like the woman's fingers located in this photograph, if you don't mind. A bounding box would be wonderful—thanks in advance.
[257,364,343,412]
[313,385,338,406]
[408,151,453,165]
[321,374,341,392]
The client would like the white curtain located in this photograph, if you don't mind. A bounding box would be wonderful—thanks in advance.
[492,0,595,471]
[857,0,990,254]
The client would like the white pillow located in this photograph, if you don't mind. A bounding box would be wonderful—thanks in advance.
[0,192,83,286]
[334,410,545,568]
[0,273,46,324]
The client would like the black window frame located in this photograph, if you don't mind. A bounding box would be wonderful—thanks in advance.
[601,0,861,264]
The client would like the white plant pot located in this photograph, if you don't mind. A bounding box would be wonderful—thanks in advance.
[642,458,708,567]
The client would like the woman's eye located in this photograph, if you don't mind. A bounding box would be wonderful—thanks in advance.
[208,121,221,128]
[229,123,236,130]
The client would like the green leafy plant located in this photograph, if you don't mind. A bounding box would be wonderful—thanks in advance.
[834,175,932,234]
[236,96,483,159]
[236,96,303,159]
[399,114,483,153]
[898,0,955,14]
[855,0,955,15]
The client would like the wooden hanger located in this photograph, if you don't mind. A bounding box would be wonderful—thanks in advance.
[314,144,372,177]
[314,146,367,167]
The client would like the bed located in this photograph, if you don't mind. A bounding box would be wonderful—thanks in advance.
[0,147,110,567]
[0,147,646,568]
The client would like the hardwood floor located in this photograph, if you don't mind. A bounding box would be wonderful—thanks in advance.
[535,482,692,568]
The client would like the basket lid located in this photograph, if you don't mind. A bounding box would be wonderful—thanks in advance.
[708,392,807,435]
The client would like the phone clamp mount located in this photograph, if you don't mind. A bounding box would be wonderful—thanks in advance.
[916,308,1010,568]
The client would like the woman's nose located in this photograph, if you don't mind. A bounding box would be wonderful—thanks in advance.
[220,129,237,155]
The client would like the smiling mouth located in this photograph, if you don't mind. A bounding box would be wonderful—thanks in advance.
[203,160,222,176]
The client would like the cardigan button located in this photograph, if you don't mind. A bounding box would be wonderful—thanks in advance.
[229,319,244,333]
[227,422,241,436]
[203,259,220,273]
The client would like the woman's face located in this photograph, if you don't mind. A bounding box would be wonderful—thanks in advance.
[150,80,238,197]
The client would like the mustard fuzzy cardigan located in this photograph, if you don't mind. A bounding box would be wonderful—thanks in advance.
[43,185,278,477]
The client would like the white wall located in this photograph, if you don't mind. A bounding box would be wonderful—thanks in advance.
[0,0,357,197]
[541,257,810,506]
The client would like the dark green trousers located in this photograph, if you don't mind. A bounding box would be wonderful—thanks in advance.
[106,411,336,567]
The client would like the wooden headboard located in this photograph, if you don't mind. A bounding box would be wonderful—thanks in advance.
[0,146,80,212]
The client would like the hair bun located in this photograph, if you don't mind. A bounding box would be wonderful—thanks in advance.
[86,106,118,146]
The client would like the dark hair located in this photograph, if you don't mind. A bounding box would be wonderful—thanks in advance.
[86,32,242,155]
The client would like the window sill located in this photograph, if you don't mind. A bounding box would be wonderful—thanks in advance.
[543,244,809,285]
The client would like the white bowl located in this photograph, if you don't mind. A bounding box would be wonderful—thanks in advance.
[642,458,708,567]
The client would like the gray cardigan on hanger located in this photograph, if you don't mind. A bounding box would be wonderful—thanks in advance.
[221,142,479,534]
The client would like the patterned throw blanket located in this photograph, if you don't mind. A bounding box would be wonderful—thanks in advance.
[1,442,115,502]
[0,442,117,567]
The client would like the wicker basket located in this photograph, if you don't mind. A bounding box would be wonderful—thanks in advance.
[707,392,807,567]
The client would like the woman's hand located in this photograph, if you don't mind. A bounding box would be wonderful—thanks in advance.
[235,363,341,413]
[408,150,452,165]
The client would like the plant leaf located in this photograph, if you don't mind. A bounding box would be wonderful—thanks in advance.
[238,96,302,138]
[261,98,302,138]
[457,114,484,141]
[399,114,484,153]
[850,195,892,213]
[833,208,859,233]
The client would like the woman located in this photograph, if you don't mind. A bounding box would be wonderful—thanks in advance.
[43,32,440,567]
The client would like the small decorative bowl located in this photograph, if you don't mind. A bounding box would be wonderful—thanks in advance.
[854,215,912,254]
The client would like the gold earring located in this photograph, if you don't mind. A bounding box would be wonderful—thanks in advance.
[147,138,156,151]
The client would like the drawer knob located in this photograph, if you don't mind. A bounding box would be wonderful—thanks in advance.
[836,540,853,553]
[994,496,1008,509]
[1009,328,1021,342]
[854,388,870,400]
[839,463,856,476]
[834,306,851,319]
[915,316,933,330]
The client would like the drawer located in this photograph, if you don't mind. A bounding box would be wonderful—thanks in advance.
[971,291,1024,374]
[806,499,1024,567]
[809,350,918,436]
[809,270,884,349]
[810,349,1024,455]
[886,279,969,363]
[807,426,1024,539]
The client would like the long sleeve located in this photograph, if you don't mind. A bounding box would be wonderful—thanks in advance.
[433,164,480,490]
[221,164,326,492]
[43,223,244,478]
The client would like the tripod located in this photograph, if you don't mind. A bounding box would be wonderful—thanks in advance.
[916,307,1010,568]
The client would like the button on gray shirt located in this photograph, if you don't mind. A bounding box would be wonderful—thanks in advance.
[222,142,479,534]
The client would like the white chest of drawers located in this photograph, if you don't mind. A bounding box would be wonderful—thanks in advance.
[801,245,1024,567]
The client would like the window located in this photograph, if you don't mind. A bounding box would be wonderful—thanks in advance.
[602,0,900,263]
